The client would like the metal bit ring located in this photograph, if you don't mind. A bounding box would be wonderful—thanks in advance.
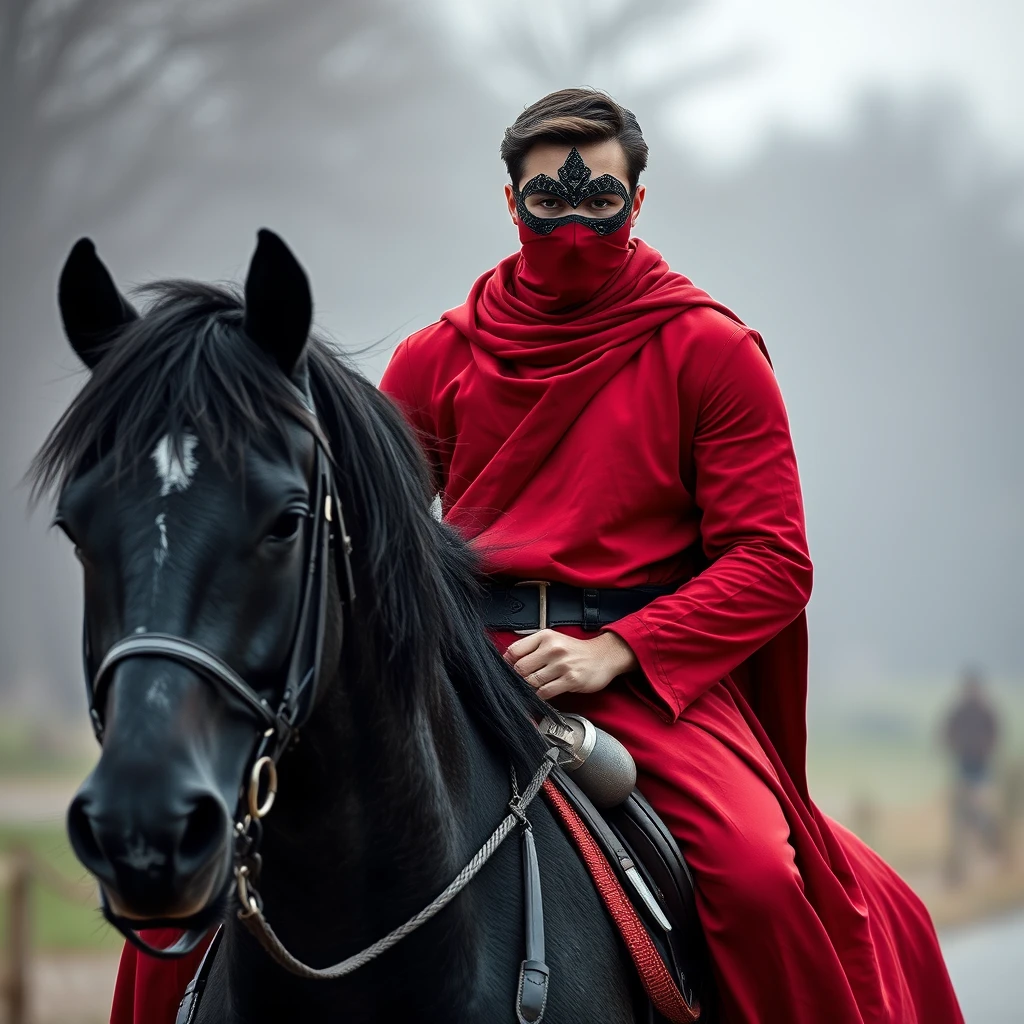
[247,756,278,820]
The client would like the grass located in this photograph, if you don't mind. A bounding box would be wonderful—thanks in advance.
[0,824,120,952]
[0,720,96,781]
[0,719,118,952]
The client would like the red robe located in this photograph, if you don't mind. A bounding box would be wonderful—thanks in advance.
[379,238,963,1024]
[109,929,211,1023]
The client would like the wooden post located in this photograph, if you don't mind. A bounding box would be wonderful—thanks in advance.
[6,847,31,1024]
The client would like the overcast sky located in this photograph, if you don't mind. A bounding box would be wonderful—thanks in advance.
[667,0,1022,164]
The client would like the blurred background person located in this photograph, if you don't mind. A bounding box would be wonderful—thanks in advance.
[942,668,1002,883]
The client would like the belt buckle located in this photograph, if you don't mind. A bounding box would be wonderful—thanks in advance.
[512,580,550,635]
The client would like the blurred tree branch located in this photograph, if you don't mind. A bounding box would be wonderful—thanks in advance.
[445,0,757,116]
[0,0,422,260]
[0,0,445,711]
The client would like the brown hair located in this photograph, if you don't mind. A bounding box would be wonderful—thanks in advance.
[500,88,649,190]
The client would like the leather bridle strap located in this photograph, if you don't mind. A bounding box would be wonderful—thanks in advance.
[93,634,285,736]
[518,826,549,1023]
[178,754,557,1022]
[81,437,350,749]
[70,388,369,969]
[174,925,223,1023]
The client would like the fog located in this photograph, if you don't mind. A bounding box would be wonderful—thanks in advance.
[1,0,1021,714]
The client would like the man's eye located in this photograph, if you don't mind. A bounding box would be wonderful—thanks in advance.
[591,199,612,210]
[539,198,561,209]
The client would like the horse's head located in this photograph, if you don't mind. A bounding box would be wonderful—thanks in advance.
[42,231,345,934]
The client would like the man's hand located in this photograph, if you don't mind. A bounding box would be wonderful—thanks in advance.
[503,630,639,701]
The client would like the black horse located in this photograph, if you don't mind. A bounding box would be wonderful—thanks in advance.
[31,231,644,1022]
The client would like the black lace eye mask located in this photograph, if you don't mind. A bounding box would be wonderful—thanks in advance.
[514,147,634,236]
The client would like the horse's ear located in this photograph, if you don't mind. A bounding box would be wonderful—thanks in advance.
[243,229,312,377]
[58,238,139,369]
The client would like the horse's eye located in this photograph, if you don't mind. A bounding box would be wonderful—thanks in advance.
[266,511,304,543]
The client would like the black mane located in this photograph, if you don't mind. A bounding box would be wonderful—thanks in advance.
[30,280,547,772]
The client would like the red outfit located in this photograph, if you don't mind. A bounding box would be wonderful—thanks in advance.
[379,237,963,1024]
[108,237,962,1023]
[110,929,210,1024]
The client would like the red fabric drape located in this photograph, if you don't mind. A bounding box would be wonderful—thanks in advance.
[380,237,963,1023]
[110,930,211,1024]
[441,239,746,536]
[396,239,814,791]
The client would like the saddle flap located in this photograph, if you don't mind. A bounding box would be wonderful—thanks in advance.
[605,792,709,1003]
[546,768,710,1017]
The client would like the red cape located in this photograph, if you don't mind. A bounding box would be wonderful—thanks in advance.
[434,238,813,796]
[442,240,743,530]
[110,929,212,1024]
[381,237,962,1023]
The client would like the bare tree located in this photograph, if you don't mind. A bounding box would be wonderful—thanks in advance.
[0,0,431,469]
[439,0,754,119]
[0,0,433,709]
[0,0,422,275]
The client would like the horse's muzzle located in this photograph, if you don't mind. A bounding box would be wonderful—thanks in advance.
[67,774,232,922]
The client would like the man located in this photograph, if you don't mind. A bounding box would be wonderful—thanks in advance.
[943,668,1002,882]
[379,88,963,1023]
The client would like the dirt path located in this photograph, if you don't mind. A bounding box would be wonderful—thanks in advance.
[15,951,119,1024]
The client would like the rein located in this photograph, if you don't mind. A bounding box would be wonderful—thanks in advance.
[235,751,557,980]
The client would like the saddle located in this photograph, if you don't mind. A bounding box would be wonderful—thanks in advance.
[544,765,712,1022]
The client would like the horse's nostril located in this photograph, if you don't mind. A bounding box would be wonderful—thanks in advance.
[66,795,110,880]
[179,794,227,868]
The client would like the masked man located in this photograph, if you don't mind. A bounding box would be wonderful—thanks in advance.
[379,89,963,1024]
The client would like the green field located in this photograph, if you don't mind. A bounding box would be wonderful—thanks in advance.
[0,825,121,951]
[0,720,118,951]
[0,720,96,780]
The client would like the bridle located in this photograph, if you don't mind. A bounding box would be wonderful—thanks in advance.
[81,425,357,959]
[79,414,556,1023]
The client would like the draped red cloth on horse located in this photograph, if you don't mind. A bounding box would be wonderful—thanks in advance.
[379,237,963,1024]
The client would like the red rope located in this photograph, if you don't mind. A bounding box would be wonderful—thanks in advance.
[543,780,701,1023]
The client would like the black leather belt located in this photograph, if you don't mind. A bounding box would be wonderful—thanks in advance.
[482,581,675,634]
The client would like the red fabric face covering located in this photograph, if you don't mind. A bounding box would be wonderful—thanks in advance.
[515,217,633,313]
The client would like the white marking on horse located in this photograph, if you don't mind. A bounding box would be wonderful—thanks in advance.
[154,513,169,569]
[145,677,171,712]
[149,434,197,600]
[151,434,199,497]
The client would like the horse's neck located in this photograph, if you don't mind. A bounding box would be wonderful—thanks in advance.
[222,661,511,1014]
